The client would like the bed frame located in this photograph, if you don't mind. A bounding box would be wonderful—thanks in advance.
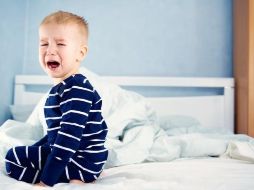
[14,75,235,133]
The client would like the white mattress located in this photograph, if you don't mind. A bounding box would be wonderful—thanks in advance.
[1,158,254,190]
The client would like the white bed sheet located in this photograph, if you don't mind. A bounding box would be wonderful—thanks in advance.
[0,158,253,190]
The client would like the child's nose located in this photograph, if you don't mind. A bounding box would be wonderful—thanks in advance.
[46,44,57,55]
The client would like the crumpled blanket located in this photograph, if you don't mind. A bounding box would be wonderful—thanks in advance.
[147,131,254,162]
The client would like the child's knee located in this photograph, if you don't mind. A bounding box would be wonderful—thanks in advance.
[5,148,15,161]
[5,148,15,172]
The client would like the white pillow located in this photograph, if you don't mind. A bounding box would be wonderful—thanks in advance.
[9,104,35,122]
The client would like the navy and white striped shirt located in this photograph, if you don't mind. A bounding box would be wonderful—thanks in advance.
[35,74,108,185]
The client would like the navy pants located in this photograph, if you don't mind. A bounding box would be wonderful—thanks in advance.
[5,145,97,185]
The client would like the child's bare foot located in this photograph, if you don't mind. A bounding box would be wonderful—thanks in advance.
[34,181,47,187]
[70,179,84,184]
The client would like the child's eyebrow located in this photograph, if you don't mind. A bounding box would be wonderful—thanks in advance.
[55,38,66,42]
[39,38,48,42]
[39,38,66,42]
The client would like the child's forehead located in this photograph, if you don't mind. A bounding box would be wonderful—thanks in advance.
[40,23,80,36]
[40,22,80,31]
[39,22,87,44]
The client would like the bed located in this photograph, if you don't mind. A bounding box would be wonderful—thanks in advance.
[0,67,254,190]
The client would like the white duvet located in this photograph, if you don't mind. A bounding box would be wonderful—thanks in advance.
[0,67,254,189]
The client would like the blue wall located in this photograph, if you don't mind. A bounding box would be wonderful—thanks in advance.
[0,0,27,124]
[0,0,233,124]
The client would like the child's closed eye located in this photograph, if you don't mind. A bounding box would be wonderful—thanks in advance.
[57,43,66,46]
[40,43,48,46]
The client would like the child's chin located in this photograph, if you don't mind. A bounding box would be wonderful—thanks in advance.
[47,71,62,78]
[46,67,59,74]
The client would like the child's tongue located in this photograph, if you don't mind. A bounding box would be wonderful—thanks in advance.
[48,61,60,69]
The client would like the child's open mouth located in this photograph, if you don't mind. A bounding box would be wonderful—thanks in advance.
[47,61,60,69]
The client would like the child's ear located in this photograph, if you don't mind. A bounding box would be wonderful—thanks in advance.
[78,45,88,62]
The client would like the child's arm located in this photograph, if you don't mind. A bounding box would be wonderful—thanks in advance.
[39,80,94,186]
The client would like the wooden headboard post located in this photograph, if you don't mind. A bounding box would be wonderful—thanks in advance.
[224,86,235,133]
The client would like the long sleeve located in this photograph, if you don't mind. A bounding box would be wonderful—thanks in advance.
[40,79,94,186]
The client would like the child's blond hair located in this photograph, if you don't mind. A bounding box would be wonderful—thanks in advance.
[41,11,89,43]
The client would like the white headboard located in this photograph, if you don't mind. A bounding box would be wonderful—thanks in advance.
[14,75,234,132]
